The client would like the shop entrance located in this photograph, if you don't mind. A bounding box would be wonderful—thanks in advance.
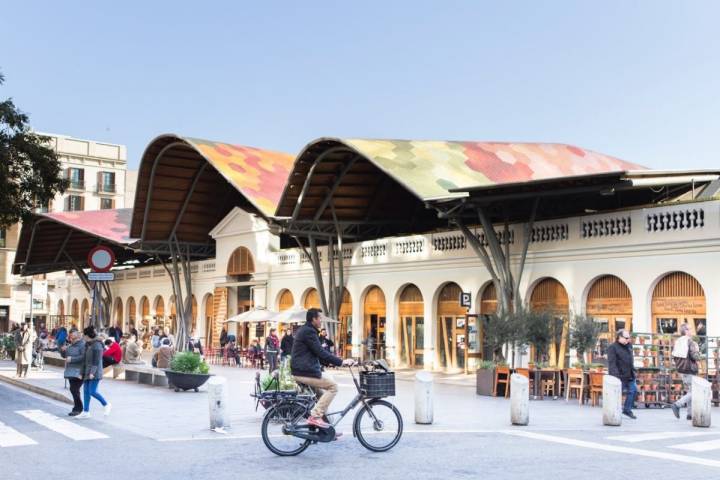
[652,272,706,336]
[399,284,424,368]
[363,286,386,360]
[437,283,467,372]
[530,278,569,368]
[586,275,633,364]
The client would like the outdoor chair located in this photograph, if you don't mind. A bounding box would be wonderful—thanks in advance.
[588,372,604,406]
[493,366,511,398]
[566,368,585,404]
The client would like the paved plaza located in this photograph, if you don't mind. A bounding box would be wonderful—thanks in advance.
[1,361,718,478]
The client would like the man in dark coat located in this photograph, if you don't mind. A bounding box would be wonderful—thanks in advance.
[280,328,294,361]
[607,329,637,419]
[291,308,355,429]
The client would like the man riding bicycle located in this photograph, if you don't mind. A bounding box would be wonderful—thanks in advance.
[291,308,355,429]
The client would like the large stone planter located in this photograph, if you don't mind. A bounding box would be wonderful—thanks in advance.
[164,370,212,392]
[476,368,495,396]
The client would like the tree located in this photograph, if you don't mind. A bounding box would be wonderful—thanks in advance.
[519,309,554,364]
[0,70,66,228]
[569,315,602,364]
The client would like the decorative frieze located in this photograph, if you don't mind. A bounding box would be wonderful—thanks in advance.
[646,209,704,232]
[138,270,151,279]
[360,244,387,258]
[581,216,631,238]
[394,238,425,256]
[530,224,569,243]
[432,234,467,252]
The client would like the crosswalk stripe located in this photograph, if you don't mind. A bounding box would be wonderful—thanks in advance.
[606,431,717,443]
[15,410,108,441]
[669,439,720,452]
[0,421,37,447]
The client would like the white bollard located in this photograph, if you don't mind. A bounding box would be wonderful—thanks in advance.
[602,375,622,426]
[414,371,434,424]
[208,376,230,430]
[692,376,712,428]
[510,374,529,426]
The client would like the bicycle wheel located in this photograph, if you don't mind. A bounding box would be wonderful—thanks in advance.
[261,402,311,456]
[353,399,403,452]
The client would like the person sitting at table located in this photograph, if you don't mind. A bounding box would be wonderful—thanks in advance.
[226,339,240,366]
[251,338,263,368]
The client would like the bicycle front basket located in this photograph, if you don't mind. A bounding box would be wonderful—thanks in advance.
[359,370,395,397]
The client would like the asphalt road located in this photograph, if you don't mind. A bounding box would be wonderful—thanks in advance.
[1,383,719,480]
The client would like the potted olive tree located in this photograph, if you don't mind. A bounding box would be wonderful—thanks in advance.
[476,311,525,396]
[164,352,212,392]
[569,315,602,365]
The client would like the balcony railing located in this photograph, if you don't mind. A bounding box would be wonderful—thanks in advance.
[68,180,85,190]
[96,184,116,194]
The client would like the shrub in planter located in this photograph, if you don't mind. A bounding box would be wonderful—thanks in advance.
[476,360,495,396]
[166,352,211,392]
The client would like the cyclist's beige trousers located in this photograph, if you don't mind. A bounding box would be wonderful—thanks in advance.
[293,373,338,418]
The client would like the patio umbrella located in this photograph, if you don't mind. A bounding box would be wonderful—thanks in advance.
[224,308,278,324]
[271,306,339,324]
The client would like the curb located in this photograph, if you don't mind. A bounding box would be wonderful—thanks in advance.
[0,375,73,405]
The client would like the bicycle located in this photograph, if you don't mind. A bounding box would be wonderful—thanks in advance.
[260,360,403,456]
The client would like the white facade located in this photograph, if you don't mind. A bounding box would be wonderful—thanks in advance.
[52,198,720,370]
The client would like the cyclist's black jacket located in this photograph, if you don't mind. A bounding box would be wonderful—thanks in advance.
[291,322,342,378]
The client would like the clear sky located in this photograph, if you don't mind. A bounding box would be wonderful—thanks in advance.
[2,1,718,170]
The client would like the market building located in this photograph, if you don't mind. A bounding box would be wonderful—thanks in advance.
[11,134,720,374]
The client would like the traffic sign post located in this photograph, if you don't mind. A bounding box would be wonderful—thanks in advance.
[87,246,116,330]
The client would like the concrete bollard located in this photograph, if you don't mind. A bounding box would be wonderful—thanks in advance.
[208,376,230,430]
[414,371,434,424]
[692,376,712,428]
[602,375,622,426]
[510,374,529,426]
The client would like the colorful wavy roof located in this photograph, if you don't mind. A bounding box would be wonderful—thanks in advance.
[183,137,295,216]
[340,139,646,201]
[44,208,134,244]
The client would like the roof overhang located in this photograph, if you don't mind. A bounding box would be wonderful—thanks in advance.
[12,209,152,276]
[130,134,294,256]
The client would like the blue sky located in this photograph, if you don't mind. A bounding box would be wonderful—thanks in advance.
[2,1,718,170]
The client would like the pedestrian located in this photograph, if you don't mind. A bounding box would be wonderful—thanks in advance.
[153,338,174,369]
[15,322,33,378]
[60,329,85,416]
[108,323,123,343]
[102,338,122,368]
[151,328,161,352]
[76,326,111,419]
[226,338,240,366]
[128,323,139,342]
[219,327,228,348]
[120,333,144,364]
[607,329,638,419]
[280,328,294,361]
[55,324,68,348]
[265,328,280,372]
[163,327,175,348]
[671,323,702,421]
[319,329,335,354]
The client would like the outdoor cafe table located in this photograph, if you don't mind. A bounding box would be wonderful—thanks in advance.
[527,368,562,400]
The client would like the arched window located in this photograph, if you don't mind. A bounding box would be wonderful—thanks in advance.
[227,247,255,276]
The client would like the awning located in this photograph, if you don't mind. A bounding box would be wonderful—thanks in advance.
[131,134,294,255]
[12,209,151,276]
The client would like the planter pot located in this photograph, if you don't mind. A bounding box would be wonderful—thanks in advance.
[476,368,495,396]
[164,370,212,392]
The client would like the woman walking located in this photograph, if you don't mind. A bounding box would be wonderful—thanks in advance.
[15,322,33,378]
[265,328,280,373]
[60,329,86,416]
[76,326,111,419]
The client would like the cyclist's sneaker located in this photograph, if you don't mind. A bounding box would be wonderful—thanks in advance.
[334,431,343,440]
[307,416,330,429]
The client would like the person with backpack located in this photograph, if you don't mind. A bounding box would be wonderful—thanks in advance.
[671,323,702,421]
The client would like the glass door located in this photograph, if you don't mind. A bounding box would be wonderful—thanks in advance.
[401,316,425,368]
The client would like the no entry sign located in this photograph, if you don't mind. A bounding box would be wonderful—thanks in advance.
[87,246,115,272]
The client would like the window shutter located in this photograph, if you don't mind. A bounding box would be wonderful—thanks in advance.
[80,196,85,211]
